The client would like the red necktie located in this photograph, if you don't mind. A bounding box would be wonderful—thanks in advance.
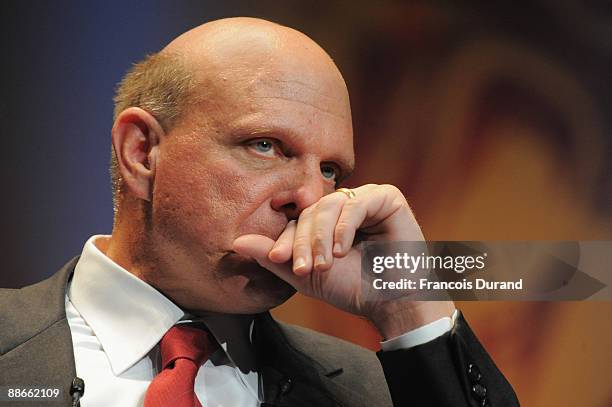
[144,325,218,407]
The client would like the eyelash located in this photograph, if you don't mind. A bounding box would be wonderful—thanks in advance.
[247,139,279,156]
[246,138,341,183]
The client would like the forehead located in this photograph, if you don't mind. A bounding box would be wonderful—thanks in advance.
[186,44,355,169]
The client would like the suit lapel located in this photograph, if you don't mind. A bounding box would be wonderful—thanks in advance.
[253,312,343,407]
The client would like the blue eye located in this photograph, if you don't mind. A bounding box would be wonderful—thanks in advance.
[255,140,273,152]
[321,165,337,181]
[249,139,277,157]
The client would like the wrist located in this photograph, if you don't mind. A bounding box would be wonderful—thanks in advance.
[368,300,456,339]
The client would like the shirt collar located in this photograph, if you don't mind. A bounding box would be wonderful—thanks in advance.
[68,235,260,384]
[68,235,185,375]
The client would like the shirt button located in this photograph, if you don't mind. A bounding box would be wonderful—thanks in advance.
[468,363,482,383]
[472,383,487,400]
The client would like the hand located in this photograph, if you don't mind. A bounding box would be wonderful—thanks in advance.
[232,184,455,338]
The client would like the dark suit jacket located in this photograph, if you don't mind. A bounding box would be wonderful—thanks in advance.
[0,258,519,406]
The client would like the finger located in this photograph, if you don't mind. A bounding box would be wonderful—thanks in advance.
[333,198,365,257]
[232,234,303,287]
[268,220,297,263]
[356,185,422,241]
[332,184,379,256]
[292,206,315,275]
[311,192,346,271]
[334,185,407,255]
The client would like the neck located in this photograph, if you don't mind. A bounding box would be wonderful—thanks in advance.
[105,199,155,282]
[94,233,259,375]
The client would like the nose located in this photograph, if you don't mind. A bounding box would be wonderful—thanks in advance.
[270,166,328,221]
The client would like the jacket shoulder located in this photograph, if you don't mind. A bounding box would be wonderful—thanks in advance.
[0,257,78,354]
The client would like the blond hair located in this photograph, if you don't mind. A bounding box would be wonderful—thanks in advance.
[110,52,195,214]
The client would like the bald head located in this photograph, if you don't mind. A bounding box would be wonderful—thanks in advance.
[164,17,290,55]
[164,17,346,92]
[162,17,350,123]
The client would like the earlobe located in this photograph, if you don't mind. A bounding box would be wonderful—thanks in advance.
[111,107,164,202]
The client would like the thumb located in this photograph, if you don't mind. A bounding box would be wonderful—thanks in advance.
[232,234,302,287]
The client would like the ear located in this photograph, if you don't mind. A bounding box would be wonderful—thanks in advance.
[111,107,165,202]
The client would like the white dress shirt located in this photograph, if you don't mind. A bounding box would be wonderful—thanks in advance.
[67,235,454,406]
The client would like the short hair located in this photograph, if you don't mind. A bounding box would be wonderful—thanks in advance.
[110,52,196,215]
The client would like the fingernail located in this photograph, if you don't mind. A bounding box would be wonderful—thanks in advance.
[293,257,306,271]
[268,249,280,260]
[333,242,342,254]
[314,254,326,268]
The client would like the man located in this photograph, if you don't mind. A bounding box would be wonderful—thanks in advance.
[0,17,518,406]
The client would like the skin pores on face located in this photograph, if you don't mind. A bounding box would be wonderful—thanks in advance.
[141,19,355,314]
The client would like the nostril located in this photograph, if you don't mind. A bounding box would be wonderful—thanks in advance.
[281,203,300,221]
[283,203,297,212]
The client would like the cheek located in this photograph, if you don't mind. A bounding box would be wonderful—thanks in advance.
[152,151,286,248]
[153,161,241,241]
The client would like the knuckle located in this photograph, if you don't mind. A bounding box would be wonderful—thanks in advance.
[319,193,343,209]
[393,196,409,210]
[313,227,327,239]
[293,235,311,250]
[381,184,408,205]
[344,196,361,208]
[343,197,361,209]
[312,230,327,247]
[334,221,353,236]
[312,239,326,253]
[381,184,402,195]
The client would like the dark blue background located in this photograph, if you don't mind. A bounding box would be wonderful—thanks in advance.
[1,1,307,286]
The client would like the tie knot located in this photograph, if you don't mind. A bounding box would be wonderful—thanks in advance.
[160,325,217,369]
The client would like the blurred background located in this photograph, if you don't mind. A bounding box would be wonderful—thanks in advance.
[1,1,611,405]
